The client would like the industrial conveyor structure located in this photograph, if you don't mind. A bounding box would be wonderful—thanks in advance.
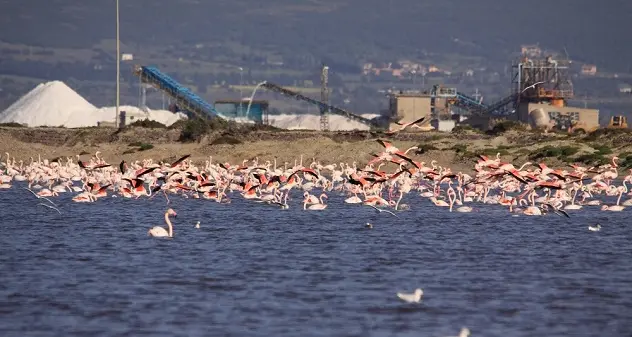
[481,93,519,115]
[260,82,379,127]
[431,85,517,116]
[455,93,487,112]
[133,65,228,120]
[432,85,487,114]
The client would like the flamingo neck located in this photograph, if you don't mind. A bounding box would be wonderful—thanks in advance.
[165,212,173,237]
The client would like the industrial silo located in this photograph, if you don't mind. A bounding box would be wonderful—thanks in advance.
[529,108,550,129]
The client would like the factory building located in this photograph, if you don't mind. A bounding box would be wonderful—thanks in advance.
[515,101,599,132]
[387,92,452,131]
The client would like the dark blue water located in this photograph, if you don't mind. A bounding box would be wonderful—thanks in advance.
[1,188,631,337]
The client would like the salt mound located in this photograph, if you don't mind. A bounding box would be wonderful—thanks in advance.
[269,113,380,131]
[85,105,187,127]
[0,81,97,127]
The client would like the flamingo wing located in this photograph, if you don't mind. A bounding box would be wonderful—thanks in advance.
[376,139,392,149]
[171,154,191,168]
[136,167,158,178]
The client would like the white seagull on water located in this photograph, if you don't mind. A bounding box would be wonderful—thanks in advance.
[396,288,423,303]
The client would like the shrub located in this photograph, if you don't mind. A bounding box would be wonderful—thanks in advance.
[128,119,166,128]
[452,125,478,134]
[0,122,24,127]
[415,144,438,154]
[488,120,527,135]
[211,135,242,145]
[529,145,578,160]
[138,143,154,151]
[576,153,608,165]
[618,154,632,168]
[593,144,612,155]
[179,119,210,142]
[584,128,630,141]
[477,148,509,157]
[451,144,467,153]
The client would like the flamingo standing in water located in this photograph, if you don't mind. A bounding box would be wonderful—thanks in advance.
[148,208,177,237]
[304,193,328,210]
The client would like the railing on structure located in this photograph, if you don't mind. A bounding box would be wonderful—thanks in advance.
[481,93,519,115]
[454,92,487,111]
[260,82,378,127]
[133,65,228,120]
[431,85,489,114]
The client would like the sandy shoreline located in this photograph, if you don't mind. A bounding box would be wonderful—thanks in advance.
[0,126,628,174]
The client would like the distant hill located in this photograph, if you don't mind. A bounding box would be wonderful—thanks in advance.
[2,0,632,71]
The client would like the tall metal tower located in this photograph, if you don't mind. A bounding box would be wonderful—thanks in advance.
[512,55,573,106]
[320,65,330,131]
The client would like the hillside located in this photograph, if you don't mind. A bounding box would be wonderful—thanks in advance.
[2,1,632,71]
[1,123,631,175]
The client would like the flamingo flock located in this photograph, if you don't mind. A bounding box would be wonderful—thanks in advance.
[0,139,629,225]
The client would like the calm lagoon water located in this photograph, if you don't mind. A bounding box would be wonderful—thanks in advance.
[1,188,631,337]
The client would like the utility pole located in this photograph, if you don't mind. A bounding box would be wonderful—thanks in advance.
[239,67,244,114]
[320,65,330,131]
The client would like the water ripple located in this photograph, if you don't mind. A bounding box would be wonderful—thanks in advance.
[0,188,631,336]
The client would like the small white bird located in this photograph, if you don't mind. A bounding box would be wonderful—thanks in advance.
[195,221,200,229]
[445,327,470,337]
[38,203,61,214]
[369,204,399,218]
[588,224,601,232]
[521,81,545,93]
[366,222,373,228]
[396,288,423,303]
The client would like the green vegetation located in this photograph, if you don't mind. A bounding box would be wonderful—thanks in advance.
[451,125,479,134]
[211,134,243,145]
[618,153,632,168]
[178,119,216,142]
[476,147,510,157]
[127,141,154,151]
[488,121,528,135]
[128,119,167,129]
[529,145,579,161]
[138,143,154,151]
[592,144,612,155]
[0,122,24,127]
[450,144,467,154]
[575,153,608,166]
[415,144,438,154]
[175,117,280,142]
[584,128,631,142]
[450,144,512,163]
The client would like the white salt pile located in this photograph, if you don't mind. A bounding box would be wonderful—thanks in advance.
[268,113,380,131]
[86,105,187,127]
[0,80,376,130]
[0,81,186,127]
[0,81,97,127]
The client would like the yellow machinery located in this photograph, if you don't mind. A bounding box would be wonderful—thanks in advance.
[608,115,628,128]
